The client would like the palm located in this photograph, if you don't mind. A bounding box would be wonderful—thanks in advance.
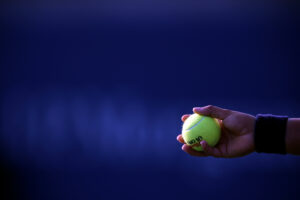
[214,121,254,158]
[212,113,255,158]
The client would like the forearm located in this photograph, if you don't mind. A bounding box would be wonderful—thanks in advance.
[286,118,300,155]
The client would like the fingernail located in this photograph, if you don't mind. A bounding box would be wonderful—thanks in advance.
[200,141,206,148]
[193,107,201,112]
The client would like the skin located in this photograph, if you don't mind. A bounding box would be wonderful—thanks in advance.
[177,105,300,158]
[286,118,300,155]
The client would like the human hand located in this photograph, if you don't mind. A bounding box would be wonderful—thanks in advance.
[177,105,256,158]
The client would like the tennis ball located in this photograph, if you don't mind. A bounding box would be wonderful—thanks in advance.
[182,113,221,151]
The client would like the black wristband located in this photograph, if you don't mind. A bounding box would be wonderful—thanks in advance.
[254,114,288,154]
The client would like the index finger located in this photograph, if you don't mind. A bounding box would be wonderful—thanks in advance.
[181,114,190,122]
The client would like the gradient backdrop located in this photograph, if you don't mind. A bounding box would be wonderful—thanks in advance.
[1,1,300,200]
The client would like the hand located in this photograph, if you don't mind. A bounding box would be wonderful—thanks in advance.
[177,105,256,158]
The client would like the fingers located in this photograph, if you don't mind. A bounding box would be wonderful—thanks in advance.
[176,134,185,144]
[181,144,208,157]
[181,114,190,122]
[200,141,222,157]
[193,105,231,120]
[181,141,222,157]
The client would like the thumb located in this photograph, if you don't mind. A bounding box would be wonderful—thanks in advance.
[193,105,231,120]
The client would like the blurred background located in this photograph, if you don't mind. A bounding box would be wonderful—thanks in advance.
[1,1,300,200]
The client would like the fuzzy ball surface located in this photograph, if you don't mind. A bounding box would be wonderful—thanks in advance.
[182,113,221,151]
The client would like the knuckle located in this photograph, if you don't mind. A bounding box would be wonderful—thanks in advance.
[206,105,213,109]
[206,105,214,112]
[205,146,214,155]
[223,109,231,115]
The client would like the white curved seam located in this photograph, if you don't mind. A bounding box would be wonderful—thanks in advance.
[185,117,205,131]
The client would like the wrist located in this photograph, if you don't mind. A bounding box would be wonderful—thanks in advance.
[246,115,256,154]
[254,114,288,154]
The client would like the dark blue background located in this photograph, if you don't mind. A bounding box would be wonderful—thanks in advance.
[1,1,300,200]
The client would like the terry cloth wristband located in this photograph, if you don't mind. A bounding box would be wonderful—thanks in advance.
[254,114,288,154]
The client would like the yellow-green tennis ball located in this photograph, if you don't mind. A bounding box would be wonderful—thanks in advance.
[182,113,221,151]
